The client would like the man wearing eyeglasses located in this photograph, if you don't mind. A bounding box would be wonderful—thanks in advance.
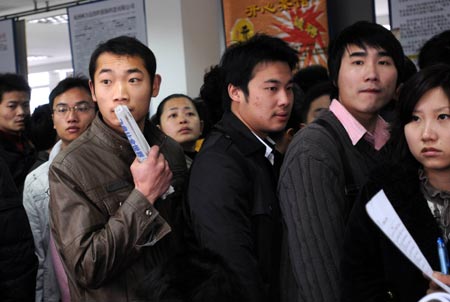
[23,76,96,302]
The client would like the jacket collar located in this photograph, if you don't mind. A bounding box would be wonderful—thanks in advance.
[91,113,135,158]
[91,113,168,159]
[49,140,62,162]
[218,111,266,157]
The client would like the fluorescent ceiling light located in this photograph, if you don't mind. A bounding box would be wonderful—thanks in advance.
[28,14,68,24]
[28,55,49,62]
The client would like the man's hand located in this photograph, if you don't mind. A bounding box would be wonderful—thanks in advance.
[131,146,172,204]
[427,272,450,294]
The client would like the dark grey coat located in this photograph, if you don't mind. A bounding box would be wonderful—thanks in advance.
[278,110,387,301]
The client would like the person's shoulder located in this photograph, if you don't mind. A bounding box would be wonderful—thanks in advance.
[24,160,50,187]
[196,128,239,162]
[190,131,243,178]
[50,133,92,174]
[286,114,344,161]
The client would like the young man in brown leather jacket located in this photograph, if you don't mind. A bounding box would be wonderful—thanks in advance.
[48,36,187,301]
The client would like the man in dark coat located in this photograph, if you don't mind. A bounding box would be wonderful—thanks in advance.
[0,73,36,192]
[187,34,298,302]
[0,156,38,301]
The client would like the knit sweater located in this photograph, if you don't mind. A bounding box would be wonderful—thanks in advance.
[278,110,388,301]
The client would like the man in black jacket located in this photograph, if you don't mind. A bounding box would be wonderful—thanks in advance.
[187,34,298,302]
[0,156,37,301]
[0,73,36,192]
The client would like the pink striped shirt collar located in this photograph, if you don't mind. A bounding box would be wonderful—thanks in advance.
[329,99,390,150]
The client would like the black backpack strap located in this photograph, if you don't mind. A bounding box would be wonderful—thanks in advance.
[313,118,359,199]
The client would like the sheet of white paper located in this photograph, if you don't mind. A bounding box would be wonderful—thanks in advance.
[366,190,450,294]
[418,292,450,302]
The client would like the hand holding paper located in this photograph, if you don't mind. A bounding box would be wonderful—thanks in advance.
[365,190,450,295]
[115,105,174,200]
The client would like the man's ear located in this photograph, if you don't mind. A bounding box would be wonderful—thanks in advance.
[299,122,307,129]
[89,80,97,103]
[152,74,162,97]
[286,127,296,139]
[228,83,242,103]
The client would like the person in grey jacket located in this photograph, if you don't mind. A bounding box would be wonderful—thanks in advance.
[23,76,96,302]
[49,36,187,302]
[278,21,405,301]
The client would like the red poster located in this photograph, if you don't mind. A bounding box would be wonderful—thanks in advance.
[222,0,329,68]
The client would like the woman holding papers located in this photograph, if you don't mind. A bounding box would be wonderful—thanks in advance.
[340,63,450,302]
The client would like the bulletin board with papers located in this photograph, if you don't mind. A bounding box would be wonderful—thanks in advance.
[0,19,17,73]
[389,0,450,62]
[68,0,147,77]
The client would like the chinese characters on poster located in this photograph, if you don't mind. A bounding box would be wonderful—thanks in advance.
[222,0,329,68]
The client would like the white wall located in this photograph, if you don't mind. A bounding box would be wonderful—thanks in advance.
[180,0,224,98]
[146,0,224,116]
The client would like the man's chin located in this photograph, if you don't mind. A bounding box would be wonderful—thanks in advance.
[102,117,123,133]
[11,127,25,133]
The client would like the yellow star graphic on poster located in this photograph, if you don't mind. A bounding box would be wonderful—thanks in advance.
[230,18,254,42]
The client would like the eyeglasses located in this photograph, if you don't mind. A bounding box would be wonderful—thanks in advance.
[53,103,94,115]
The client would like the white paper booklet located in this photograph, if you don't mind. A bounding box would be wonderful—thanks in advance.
[365,190,450,300]
[419,292,450,302]
[114,105,174,198]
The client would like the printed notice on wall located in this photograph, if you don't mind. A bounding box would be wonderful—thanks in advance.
[68,0,147,77]
[390,0,450,61]
[0,19,17,73]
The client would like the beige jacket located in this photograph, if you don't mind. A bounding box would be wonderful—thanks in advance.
[49,114,187,302]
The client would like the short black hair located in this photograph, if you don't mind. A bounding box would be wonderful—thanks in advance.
[29,104,56,151]
[401,55,418,83]
[199,65,225,126]
[328,21,404,88]
[391,63,450,167]
[49,76,91,108]
[0,73,31,103]
[286,84,305,131]
[192,97,210,138]
[220,34,298,111]
[154,93,198,125]
[418,30,450,69]
[89,35,157,85]
[293,65,329,93]
[299,81,333,123]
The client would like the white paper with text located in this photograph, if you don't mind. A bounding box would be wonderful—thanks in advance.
[366,190,450,294]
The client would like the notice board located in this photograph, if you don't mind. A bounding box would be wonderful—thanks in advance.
[68,0,147,77]
[390,0,450,61]
[0,19,17,73]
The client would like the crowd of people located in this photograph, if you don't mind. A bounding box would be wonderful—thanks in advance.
[1,20,450,302]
